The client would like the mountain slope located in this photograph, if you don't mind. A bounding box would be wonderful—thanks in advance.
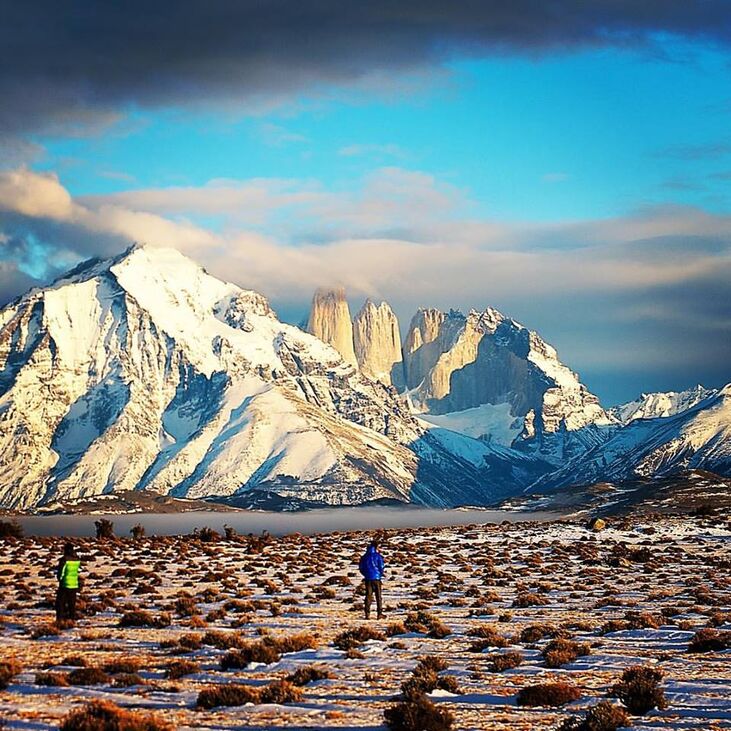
[531,386,731,492]
[0,245,545,510]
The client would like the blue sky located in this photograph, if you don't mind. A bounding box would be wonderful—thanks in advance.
[35,42,731,223]
[1,7,730,405]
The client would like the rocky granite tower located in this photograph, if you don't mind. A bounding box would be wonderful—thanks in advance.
[353,299,403,386]
[306,287,358,368]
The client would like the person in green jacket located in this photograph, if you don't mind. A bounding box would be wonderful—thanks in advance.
[56,543,81,622]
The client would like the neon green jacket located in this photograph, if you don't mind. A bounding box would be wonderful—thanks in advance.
[59,559,81,589]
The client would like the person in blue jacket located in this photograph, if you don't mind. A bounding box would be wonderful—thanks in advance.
[359,539,385,619]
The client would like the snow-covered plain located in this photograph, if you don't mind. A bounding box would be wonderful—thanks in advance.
[0,514,729,729]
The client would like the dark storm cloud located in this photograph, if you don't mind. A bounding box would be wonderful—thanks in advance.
[3,0,731,137]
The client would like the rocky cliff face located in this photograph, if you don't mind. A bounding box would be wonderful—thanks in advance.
[403,306,616,464]
[352,300,403,386]
[0,246,544,510]
[306,287,358,368]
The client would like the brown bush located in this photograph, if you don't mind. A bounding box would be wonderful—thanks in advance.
[113,673,144,687]
[384,695,454,731]
[520,623,563,643]
[489,650,524,672]
[0,520,23,539]
[67,667,110,686]
[201,630,244,650]
[35,671,70,687]
[102,657,141,674]
[558,700,631,731]
[286,665,334,685]
[259,679,304,704]
[0,659,22,689]
[513,592,545,607]
[611,666,667,715]
[197,679,303,708]
[59,700,172,731]
[222,633,318,669]
[166,659,200,679]
[404,611,451,639]
[687,628,731,653]
[197,683,261,709]
[29,622,61,639]
[118,610,170,628]
[334,625,386,651]
[542,638,591,668]
[517,681,581,707]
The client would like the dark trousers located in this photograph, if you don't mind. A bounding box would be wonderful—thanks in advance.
[56,586,77,622]
[364,579,383,618]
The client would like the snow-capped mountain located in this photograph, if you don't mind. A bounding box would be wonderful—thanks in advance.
[402,307,616,464]
[531,385,731,492]
[0,245,548,510]
[609,385,714,425]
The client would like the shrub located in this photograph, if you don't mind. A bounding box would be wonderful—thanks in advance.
[286,665,334,685]
[197,684,260,709]
[404,611,451,639]
[67,667,110,686]
[35,671,70,687]
[334,625,386,651]
[196,679,303,708]
[386,621,407,636]
[513,592,545,607]
[416,656,449,673]
[516,682,581,707]
[542,638,591,668]
[61,655,88,667]
[130,524,145,540]
[59,700,172,731]
[520,623,560,643]
[113,673,144,687]
[221,633,318,669]
[259,679,304,704]
[0,659,22,689]
[201,630,244,650]
[0,520,23,539]
[166,659,200,679]
[102,657,141,674]
[384,695,454,731]
[95,518,115,540]
[192,526,219,542]
[174,595,199,617]
[611,666,667,715]
[559,701,631,731]
[118,610,170,628]
[29,622,61,639]
[687,628,731,653]
[489,650,524,672]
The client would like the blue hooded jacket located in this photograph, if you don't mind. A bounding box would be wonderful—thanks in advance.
[359,544,385,580]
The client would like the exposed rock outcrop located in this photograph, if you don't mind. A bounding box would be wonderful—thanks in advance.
[306,287,358,368]
[353,299,403,386]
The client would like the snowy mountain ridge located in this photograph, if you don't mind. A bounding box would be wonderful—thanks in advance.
[0,244,728,511]
[0,245,551,510]
[609,385,715,425]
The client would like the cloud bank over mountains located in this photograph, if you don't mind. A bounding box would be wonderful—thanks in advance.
[1,166,729,403]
